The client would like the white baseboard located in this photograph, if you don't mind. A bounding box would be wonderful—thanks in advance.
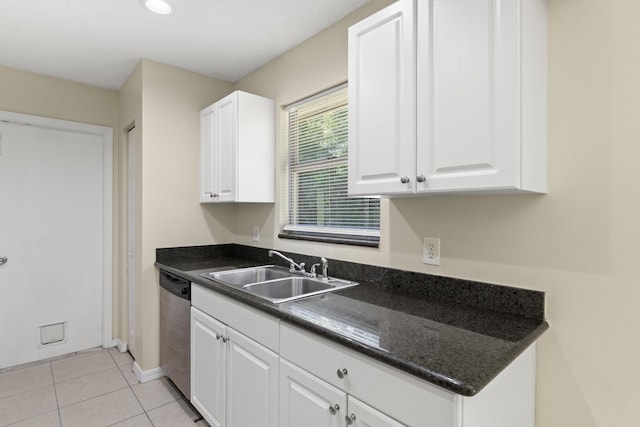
[108,339,128,353]
[116,339,128,353]
[133,361,165,383]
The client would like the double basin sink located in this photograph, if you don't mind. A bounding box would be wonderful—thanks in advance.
[200,265,358,304]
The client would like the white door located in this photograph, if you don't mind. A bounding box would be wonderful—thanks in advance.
[279,359,347,427]
[416,0,519,192]
[191,307,227,427]
[226,327,279,427]
[348,0,416,196]
[200,105,216,203]
[0,115,110,369]
[214,93,237,202]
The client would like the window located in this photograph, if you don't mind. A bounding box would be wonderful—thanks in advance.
[281,84,380,247]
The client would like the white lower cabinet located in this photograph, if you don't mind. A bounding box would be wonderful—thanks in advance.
[280,323,536,427]
[190,284,536,427]
[190,306,278,427]
[280,358,405,427]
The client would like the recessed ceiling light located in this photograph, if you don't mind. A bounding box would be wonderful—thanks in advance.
[140,0,173,15]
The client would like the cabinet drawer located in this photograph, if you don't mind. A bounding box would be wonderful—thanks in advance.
[192,284,279,352]
[280,323,454,426]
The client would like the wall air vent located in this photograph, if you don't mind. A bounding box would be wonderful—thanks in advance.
[39,322,66,347]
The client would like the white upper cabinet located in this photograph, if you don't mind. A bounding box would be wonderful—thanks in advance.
[200,90,275,203]
[348,0,547,196]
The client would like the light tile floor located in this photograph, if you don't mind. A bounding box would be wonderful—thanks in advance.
[0,348,208,427]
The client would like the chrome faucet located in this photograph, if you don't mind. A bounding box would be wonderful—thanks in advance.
[268,250,305,273]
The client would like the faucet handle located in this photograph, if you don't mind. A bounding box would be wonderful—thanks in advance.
[310,263,320,277]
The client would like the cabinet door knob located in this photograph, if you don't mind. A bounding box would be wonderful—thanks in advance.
[222,336,230,343]
[336,368,348,379]
[400,176,410,184]
[416,174,426,183]
[215,333,222,340]
[346,414,357,425]
[328,403,340,415]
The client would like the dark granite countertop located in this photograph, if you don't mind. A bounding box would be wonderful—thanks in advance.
[156,244,548,396]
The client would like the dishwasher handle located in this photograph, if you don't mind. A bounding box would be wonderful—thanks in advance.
[159,270,191,301]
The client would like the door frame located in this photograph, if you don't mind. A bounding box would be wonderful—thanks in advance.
[0,109,114,348]
[126,125,137,356]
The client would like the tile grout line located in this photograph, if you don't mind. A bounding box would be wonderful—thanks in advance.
[106,349,149,427]
[48,361,64,427]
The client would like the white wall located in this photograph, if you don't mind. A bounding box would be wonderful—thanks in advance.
[232,0,640,426]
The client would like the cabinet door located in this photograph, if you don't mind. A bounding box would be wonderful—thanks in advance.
[348,0,416,196]
[226,327,279,427]
[200,105,216,202]
[191,307,227,427]
[416,0,520,192]
[214,93,238,202]
[280,359,347,427]
[347,396,407,427]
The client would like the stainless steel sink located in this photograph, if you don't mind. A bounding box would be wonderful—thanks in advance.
[243,277,333,303]
[200,265,358,303]
[205,265,290,286]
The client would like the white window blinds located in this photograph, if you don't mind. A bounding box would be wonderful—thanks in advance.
[283,85,380,241]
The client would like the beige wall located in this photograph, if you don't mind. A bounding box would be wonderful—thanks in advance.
[233,0,640,426]
[133,60,234,370]
[0,65,119,127]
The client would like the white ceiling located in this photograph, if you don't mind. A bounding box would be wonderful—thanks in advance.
[0,0,369,90]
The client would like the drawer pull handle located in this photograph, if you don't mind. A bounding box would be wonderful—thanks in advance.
[336,368,348,379]
[328,403,340,415]
[346,414,357,425]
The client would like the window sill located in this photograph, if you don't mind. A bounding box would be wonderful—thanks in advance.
[278,231,379,248]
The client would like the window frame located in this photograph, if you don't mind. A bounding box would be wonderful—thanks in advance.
[279,83,380,247]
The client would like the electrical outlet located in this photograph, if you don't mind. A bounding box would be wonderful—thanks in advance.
[252,226,260,242]
[423,237,440,266]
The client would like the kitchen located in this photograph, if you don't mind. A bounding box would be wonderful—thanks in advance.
[0,0,638,426]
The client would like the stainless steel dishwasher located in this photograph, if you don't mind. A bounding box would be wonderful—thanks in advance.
[159,270,190,398]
